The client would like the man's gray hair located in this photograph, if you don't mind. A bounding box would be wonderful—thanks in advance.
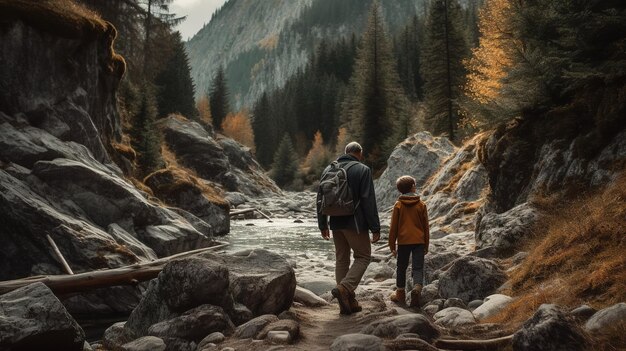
[345,141,363,155]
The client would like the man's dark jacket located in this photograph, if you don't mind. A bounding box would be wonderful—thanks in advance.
[316,154,381,233]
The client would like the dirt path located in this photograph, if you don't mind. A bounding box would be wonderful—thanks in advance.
[219,299,403,350]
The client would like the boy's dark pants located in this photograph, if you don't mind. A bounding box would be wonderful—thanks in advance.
[396,244,425,289]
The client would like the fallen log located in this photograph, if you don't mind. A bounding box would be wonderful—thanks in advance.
[0,241,229,295]
[229,208,273,222]
[46,234,74,275]
[434,334,514,350]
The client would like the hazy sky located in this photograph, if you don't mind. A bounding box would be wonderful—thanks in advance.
[171,0,229,41]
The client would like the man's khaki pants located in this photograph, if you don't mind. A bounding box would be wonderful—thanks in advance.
[333,229,372,292]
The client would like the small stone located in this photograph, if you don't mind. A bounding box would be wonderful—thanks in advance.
[472,294,513,320]
[433,307,476,327]
[197,332,225,350]
[443,298,467,309]
[468,300,484,310]
[330,334,384,351]
[423,304,440,316]
[293,219,304,223]
[585,303,626,334]
[266,331,291,344]
[570,305,596,321]
[120,336,166,351]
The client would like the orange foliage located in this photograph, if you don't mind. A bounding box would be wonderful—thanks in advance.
[335,127,349,155]
[302,131,331,171]
[221,109,255,152]
[196,95,212,126]
[465,0,518,103]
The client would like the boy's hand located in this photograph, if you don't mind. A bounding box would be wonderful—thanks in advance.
[371,232,380,243]
[321,229,330,240]
[391,250,397,258]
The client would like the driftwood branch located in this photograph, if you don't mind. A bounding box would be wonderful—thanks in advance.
[434,334,514,350]
[46,234,74,275]
[230,208,273,221]
[0,242,229,295]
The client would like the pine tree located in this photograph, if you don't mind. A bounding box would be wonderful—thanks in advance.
[131,85,163,176]
[209,67,231,131]
[155,31,198,119]
[271,135,298,188]
[421,0,469,141]
[341,1,410,170]
[252,92,276,167]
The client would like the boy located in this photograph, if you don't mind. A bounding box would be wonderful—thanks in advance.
[388,175,430,307]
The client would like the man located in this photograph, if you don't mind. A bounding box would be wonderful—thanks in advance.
[317,141,381,315]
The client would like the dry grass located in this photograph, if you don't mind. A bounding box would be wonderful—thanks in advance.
[145,167,229,209]
[111,141,136,162]
[487,170,626,347]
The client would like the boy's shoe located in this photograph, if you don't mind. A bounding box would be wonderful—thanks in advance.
[409,285,423,308]
[390,288,406,305]
[331,284,352,315]
[348,290,362,312]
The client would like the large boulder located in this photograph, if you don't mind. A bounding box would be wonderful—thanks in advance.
[145,168,229,235]
[125,250,295,340]
[0,283,85,351]
[158,116,279,196]
[375,132,455,210]
[512,304,588,351]
[475,202,539,254]
[438,256,507,303]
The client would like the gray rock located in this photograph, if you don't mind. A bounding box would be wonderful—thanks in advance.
[468,300,484,310]
[423,304,441,316]
[475,203,539,254]
[424,252,461,284]
[102,322,132,350]
[585,303,626,334]
[256,319,300,341]
[0,283,85,351]
[512,304,588,351]
[158,258,232,313]
[438,256,507,302]
[229,303,253,326]
[121,336,166,351]
[363,262,395,281]
[419,284,442,307]
[224,192,248,207]
[375,132,456,209]
[144,169,230,236]
[298,278,336,296]
[266,330,292,344]
[443,298,467,309]
[198,249,296,316]
[234,315,279,339]
[361,314,440,342]
[570,305,596,321]
[433,307,477,327]
[197,332,225,349]
[294,286,329,307]
[472,294,513,320]
[330,334,385,351]
[147,304,234,342]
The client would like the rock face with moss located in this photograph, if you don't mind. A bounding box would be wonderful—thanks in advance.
[157,115,280,197]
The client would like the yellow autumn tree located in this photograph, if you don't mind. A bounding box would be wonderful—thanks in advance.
[221,109,255,152]
[334,127,349,155]
[301,131,332,185]
[465,0,520,122]
[196,94,212,126]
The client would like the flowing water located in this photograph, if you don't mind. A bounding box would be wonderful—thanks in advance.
[225,218,334,260]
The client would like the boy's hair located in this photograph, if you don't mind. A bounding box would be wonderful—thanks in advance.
[396,175,416,194]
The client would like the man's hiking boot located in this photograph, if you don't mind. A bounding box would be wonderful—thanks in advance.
[390,288,406,305]
[348,290,362,313]
[409,284,422,308]
[331,284,352,315]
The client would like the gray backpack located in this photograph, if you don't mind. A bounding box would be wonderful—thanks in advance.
[317,161,359,216]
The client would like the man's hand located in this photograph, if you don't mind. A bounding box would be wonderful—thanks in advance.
[371,232,380,243]
[321,229,330,240]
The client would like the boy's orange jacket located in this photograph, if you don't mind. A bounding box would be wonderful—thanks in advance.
[388,195,429,252]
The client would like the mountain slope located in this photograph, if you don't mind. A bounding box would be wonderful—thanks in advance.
[185,0,429,109]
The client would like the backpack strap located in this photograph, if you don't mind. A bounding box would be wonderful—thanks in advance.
[338,161,361,208]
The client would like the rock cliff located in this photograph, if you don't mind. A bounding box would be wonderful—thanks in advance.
[0,3,276,317]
